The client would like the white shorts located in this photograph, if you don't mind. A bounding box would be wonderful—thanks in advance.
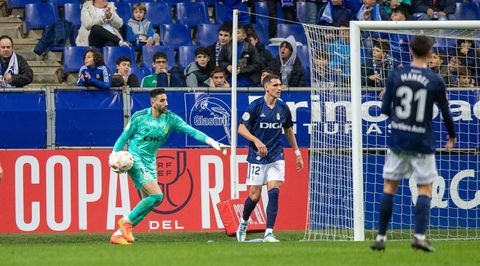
[382,149,438,185]
[246,160,285,186]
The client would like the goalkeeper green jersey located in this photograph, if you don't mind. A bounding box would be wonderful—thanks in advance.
[113,107,209,169]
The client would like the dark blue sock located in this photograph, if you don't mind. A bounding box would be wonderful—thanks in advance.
[266,188,279,229]
[242,197,258,221]
[378,193,394,236]
[415,195,431,235]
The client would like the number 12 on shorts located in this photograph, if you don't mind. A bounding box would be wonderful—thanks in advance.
[249,164,261,181]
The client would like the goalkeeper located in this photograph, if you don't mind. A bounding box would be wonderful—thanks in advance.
[109,88,227,245]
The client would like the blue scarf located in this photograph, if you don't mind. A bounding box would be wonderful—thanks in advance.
[319,0,334,24]
[357,3,382,21]
[281,0,294,7]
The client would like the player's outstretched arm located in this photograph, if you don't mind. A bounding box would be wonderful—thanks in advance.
[238,123,267,157]
[284,127,304,172]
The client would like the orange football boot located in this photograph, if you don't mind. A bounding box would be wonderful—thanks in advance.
[118,218,135,243]
[110,234,131,245]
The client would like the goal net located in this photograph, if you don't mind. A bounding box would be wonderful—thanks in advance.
[303,21,480,241]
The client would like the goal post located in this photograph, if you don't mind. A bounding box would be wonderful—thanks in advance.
[303,20,480,241]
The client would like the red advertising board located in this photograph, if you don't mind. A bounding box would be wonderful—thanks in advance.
[0,149,308,233]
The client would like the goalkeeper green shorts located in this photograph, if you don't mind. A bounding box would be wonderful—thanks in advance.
[127,162,157,190]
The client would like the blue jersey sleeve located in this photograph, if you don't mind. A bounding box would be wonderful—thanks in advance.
[77,67,87,87]
[283,104,294,129]
[240,101,257,128]
[87,66,111,90]
[434,79,456,139]
[381,72,395,117]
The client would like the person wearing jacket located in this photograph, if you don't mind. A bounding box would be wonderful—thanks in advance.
[141,52,183,88]
[413,0,456,20]
[268,35,306,87]
[76,0,128,48]
[0,35,33,88]
[247,27,273,69]
[77,48,111,90]
[126,3,160,47]
[185,47,212,88]
[219,25,262,87]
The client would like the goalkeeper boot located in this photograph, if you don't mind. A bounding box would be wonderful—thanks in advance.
[263,233,280,243]
[118,218,135,243]
[370,240,386,251]
[110,234,131,245]
[236,220,248,242]
[411,236,435,252]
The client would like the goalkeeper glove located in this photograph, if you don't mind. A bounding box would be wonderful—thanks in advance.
[206,137,229,155]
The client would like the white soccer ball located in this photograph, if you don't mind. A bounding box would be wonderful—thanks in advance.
[109,151,134,172]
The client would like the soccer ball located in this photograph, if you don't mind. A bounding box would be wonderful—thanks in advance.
[109,151,134,172]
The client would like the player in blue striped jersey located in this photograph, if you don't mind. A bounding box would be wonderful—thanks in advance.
[371,35,456,252]
[236,74,304,242]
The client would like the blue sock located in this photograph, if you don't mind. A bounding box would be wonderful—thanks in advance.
[378,193,394,236]
[266,188,279,229]
[415,195,431,235]
[242,197,258,221]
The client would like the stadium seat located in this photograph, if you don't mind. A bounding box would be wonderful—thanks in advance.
[344,0,363,14]
[276,24,307,44]
[115,2,132,23]
[146,2,173,28]
[165,0,189,6]
[141,45,175,70]
[64,3,81,28]
[160,24,193,49]
[178,45,198,68]
[454,3,480,20]
[196,24,220,47]
[296,2,308,23]
[197,0,216,7]
[119,0,154,4]
[254,2,269,28]
[50,0,78,6]
[176,2,209,27]
[25,2,59,31]
[102,46,135,72]
[252,24,269,45]
[297,45,310,67]
[7,0,40,9]
[130,66,152,81]
[267,45,279,58]
[215,2,227,25]
[63,46,94,73]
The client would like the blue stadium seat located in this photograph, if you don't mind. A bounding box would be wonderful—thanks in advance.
[297,45,310,67]
[103,46,135,72]
[176,2,209,27]
[165,0,189,6]
[63,46,93,73]
[197,0,216,7]
[146,2,173,28]
[119,0,154,3]
[454,3,480,20]
[49,0,78,6]
[252,24,269,45]
[25,3,59,31]
[7,0,40,9]
[142,45,175,70]
[267,45,279,58]
[276,24,307,44]
[160,24,193,49]
[64,3,81,28]
[130,66,152,81]
[115,2,132,23]
[296,2,309,23]
[215,2,227,25]
[178,45,198,68]
[254,2,269,27]
[196,24,220,47]
[344,0,363,14]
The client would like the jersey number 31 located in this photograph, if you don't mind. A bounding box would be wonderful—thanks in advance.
[395,86,427,123]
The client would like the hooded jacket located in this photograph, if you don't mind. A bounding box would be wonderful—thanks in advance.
[184,62,211,87]
[268,36,306,87]
[126,18,155,45]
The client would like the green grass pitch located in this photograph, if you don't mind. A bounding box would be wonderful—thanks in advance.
[1,231,479,266]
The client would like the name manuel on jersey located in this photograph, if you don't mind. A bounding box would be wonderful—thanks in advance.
[400,72,429,86]
[391,121,426,133]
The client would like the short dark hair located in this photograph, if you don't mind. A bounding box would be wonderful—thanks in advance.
[247,27,259,40]
[0,35,13,45]
[373,39,390,52]
[84,48,104,67]
[457,66,471,77]
[261,67,276,76]
[132,3,147,13]
[263,74,281,87]
[150,88,166,98]
[238,25,248,35]
[280,41,293,52]
[195,47,210,57]
[210,67,226,77]
[410,35,434,58]
[391,6,409,18]
[153,52,167,62]
[116,56,131,66]
[218,23,232,35]
[457,39,474,48]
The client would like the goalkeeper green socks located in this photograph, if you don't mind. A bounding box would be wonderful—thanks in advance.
[128,193,164,227]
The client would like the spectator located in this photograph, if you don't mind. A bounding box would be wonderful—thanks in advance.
[77,48,111,90]
[303,0,328,24]
[428,50,449,84]
[247,27,273,68]
[383,0,412,15]
[209,67,230,88]
[207,24,232,69]
[389,6,413,66]
[363,39,396,88]
[141,52,183,88]
[219,25,262,87]
[447,55,464,86]
[268,36,306,87]
[457,66,475,87]
[413,0,456,20]
[223,0,251,26]
[111,56,140,87]
[317,0,352,27]
[356,0,389,21]
[185,47,212,87]
[126,3,160,47]
[267,0,295,39]
[313,52,337,87]
[327,25,350,83]
[456,39,478,79]
[0,35,33,88]
[76,0,129,48]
